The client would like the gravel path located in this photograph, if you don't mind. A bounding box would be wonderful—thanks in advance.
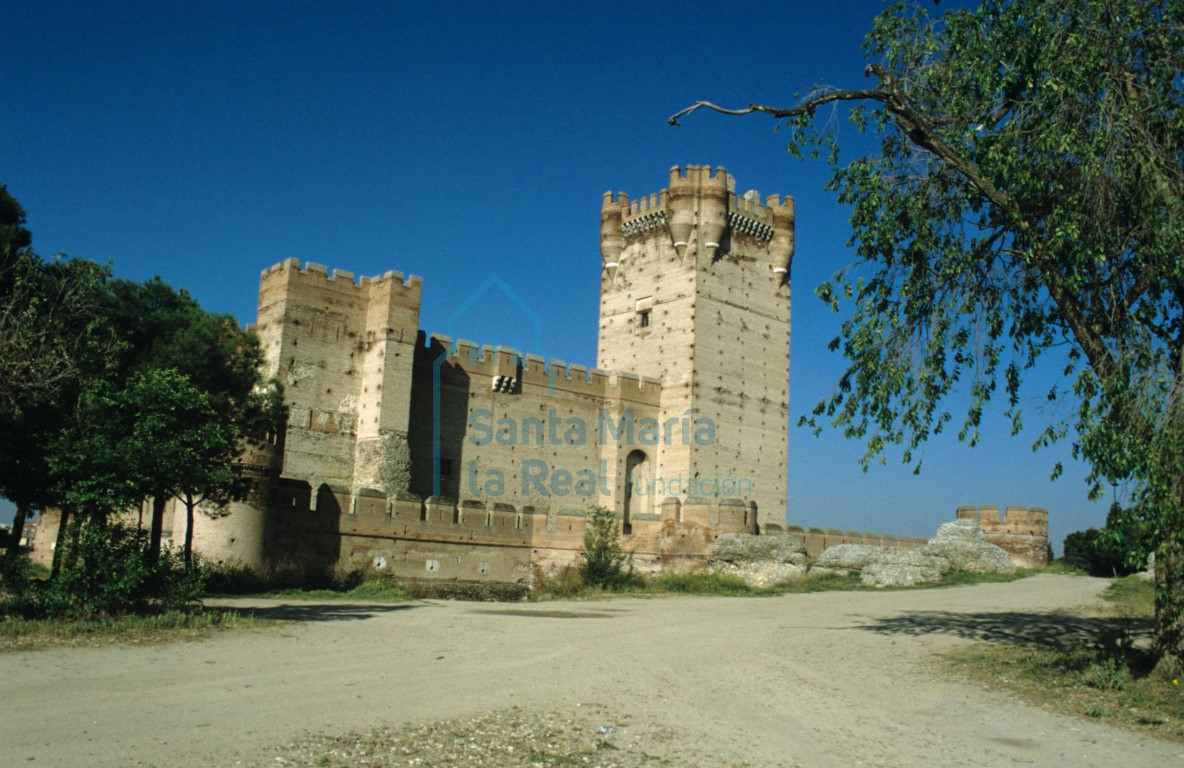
[4,575,1182,767]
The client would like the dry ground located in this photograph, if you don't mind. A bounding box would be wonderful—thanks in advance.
[3,574,1183,767]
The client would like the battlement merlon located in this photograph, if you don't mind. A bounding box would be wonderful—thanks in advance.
[425,333,661,405]
[956,505,1050,527]
[259,258,424,300]
[599,166,794,275]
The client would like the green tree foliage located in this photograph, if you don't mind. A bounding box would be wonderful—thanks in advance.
[1063,529,1122,577]
[671,0,1184,670]
[579,507,638,590]
[1065,500,1155,576]
[0,187,116,566]
[33,519,205,618]
[48,369,240,562]
[103,277,267,419]
[88,277,285,564]
[0,186,283,614]
[0,184,31,263]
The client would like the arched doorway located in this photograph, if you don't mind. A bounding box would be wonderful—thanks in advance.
[623,450,647,536]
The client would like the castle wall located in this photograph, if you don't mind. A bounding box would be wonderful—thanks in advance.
[406,334,663,513]
[788,526,928,560]
[957,505,1050,568]
[228,484,755,588]
[188,167,798,589]
[28,509,59,569]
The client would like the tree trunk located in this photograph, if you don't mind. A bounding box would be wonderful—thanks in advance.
[148,492,166,565]
[1155,533,1184,677]
[1154,474,1184,677]
[184,493,195,570]
[50,506,71,578]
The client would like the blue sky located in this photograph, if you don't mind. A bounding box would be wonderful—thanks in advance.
[0,0,1111,549]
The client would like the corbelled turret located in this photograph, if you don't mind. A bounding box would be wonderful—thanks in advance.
[767,194,795,281]
[598,165,794,280]
[600,191,626,278]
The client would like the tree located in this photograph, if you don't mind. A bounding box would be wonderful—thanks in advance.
[579,507,637,589]
[98,277,284,564]
[1063,500,1152,576]
[0,188,284,610]
[672,0,1184,671]
[0,184,31,264]
[0,186,116,565]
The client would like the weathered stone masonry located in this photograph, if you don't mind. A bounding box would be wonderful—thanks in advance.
[174,166,796,586]
[956,505,1050,568]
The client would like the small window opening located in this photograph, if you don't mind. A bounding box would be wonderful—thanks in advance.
[638,310,651,328]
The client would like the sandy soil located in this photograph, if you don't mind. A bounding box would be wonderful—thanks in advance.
[3,574,1182,767]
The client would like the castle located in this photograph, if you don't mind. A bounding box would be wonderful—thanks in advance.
[26,165,1050,583]
[23,163,1051,582]
[159,165,791,587]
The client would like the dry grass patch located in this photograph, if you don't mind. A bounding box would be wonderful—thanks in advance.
[0,608,270,653]
[947,575,1184,740]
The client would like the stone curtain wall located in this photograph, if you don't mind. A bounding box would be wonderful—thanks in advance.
[956,505,1050,568]
[261,485,760,584]
[789,526,928,560]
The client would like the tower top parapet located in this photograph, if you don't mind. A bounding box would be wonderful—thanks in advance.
[260,258,423,295]
[599,165,794,277]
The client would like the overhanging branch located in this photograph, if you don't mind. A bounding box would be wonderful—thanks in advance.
[668,90,885,126]
[670,66,1120,386]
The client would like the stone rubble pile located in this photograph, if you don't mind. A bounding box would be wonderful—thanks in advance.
[812,545,950,587]
[707,533,808,587]
[812,519,1016,587]
[920,519,1017,574]
[707,519,1017,588]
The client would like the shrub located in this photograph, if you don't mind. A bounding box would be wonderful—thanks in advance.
[578,507,639,590]
[1084,657,1128,691]
[10,518,207,618]
[204,558,340,594]
[531,564,588,599]
[41,518,157,616]
[1062,528,1144,577]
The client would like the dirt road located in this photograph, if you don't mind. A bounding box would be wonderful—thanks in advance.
[3,575,1181,767]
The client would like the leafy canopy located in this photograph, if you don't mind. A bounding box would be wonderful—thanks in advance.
[794,0,1184,493]
[671,0,1184,667]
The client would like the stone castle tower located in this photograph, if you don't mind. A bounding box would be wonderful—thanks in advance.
[597,165,793,532]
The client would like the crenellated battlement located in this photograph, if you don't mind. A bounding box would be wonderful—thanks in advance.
[668,163,734,191]
[955,505,1050,567]
[957,505,1049,531]
[260,258,424,296]
[425,333,661,405]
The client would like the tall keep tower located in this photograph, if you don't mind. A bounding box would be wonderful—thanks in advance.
[597,165,793,531]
